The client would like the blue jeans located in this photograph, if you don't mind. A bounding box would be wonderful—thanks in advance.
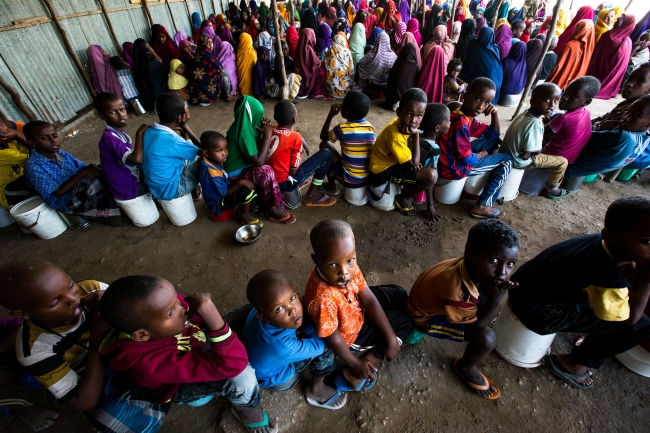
[279,149,333,192]
[173,364,260,407]
[175,156,201,198]
[269,347,338,391]
[470,138,513,207]
[627,146,650,170]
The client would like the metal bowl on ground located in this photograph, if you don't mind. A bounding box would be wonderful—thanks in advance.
[235,224,262,244]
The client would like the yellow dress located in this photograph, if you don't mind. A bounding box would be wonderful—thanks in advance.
[237,33,258,96]
[0,138,30,208]
[555,7,572,37]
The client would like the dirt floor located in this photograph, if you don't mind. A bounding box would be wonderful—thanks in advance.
[1,95,649,433]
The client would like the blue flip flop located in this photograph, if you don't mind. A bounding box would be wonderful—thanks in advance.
[306,389,347,410]
[334,370,379,392]
[547,355,593,389]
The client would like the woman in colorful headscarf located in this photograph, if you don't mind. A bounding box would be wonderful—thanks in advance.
[393,21,407,47]
[122,42,135,68]
[179,39,196,66]
[397,0,410,24]
[364,9,378,39]
[406,18,422,46]
[258,1,269,23]
[323,6,338,28]
[594,8,616,42]
[285,25,299,58]
[417,44,446,103]
[350,22,367,71]
[381,42,420,110]
[525,37,544,83]
[379,1,401,30]
[458,0,470,18]
[168,58,190,100]
[494,18,510,31]
[295,28,326,98]
[423,4,444,44]
[152,25,181,67]
[302,8,319,32]
[277,2,290,23]
[131,38,169,111]
[316,22,333,55]
[253,46,272,101]
[87,45,125,101]
[484,0,509,27]
[494,23,513,60]
[474,15,486,35]
[398,32,422,67]
[547,20,596,90]
[191,12,202,32]
[422,24,454,71]
[587,14,636,100]
[455,19,476,61]
[174,30,189,49]
[189,34,222,105]
[519,19,534,43]
[346,2,357,25]
[554,5,572,37]
[237,33,258,96]
[499,40,527,103]
[357,32,397,90]
[324,33,354,98]
[536,14,552,36]
[461,27,503,103]
[555,6,595,53]
[215,14,234,44]
[368,27,383,46]
[216,40,239,99]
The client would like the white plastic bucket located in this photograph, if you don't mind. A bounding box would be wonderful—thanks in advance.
[463,172,489,199]
[0,207,15,228]
[9,197,68,240]
[433,178,467,204]
[615,346,650,378]
[368,182,399,211]
[116,193,160,227]
[344,186,368,206]
[493,301,556,368]
[158,194,197,226]
[497,168,525,202]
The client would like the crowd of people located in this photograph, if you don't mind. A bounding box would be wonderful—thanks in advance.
[1,1,650,433]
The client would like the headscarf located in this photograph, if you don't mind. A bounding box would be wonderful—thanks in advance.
[368,27,383,46]
[302,8,319,32]
[174,30,188,48]
[379,1,400,30]
[586,14,636,100]
[357,32,397,88]
[350,23,367,68]
[324,7,338,28]
[316,22,333,52]
[555,6,595,53]
[474,16,486,35]
[494,18,510,31]
[520,19,534,43]
[277,2,289,22]
[226,96,264,173]
[179,39,196,65]
[294,28,321,97]
[406,18,422,46]
[131,38,169,111]
[152,25,181,67]
[398,0,410,24]
[236,33,258,96]
[461,27,502,103]
[384,42,420,107]
[450,21,462,43]
[495,23,513,60]
[259,1,269,22]
[250,0,258,13]
[347,3,357,25]
[168,59,188,90]
[631,9,650,42]
[364,12,378,39]
[252,46,271,95]
[394,21,407,45]
[216,41,238,95]
[501,41,527,96]
[455,19,476,61]
[536,15,552,36]
[547,20,595,90]
[286,25,299,58]
[458,0,470,18]
[416,44,445,103]
[423,4,443,45]
[257,30,275,66]
[594,9,616,43]
[374,7,383,21]
[398,32,422,67]
[324,33,354,98]
[87,45,125,101]
[191,12,202,32]
[525,38,544,82]
[122,42,134,68]
[555,7,572,37]
[422,25,454,71]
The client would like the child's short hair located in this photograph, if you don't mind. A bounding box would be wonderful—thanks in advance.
[110,56,124,70]
[466,77,496,97]
[310,219,354,253]
[400,88,428,106]
[635,95,650,113]
[466,220,520,253]
[200,130,226,150]
[569,76,601,99]
[447,58,462,70]
[447,101,462,112]
[604,196,650,233]
[531,82,560,99]
[0,259,55,310]
[511,20,525,29]
[100,275,165,333]
[23,121,52,140]
[342,90,370,120]
[246,269,289,310]
[274,99,297,126]
[422,103,450,132]
[93,92,120,112]
[156,92,186,123]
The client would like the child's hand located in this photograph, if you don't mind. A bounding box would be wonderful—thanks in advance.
[136,124,151,136]
[383,337,401,362]
[180,106,191,124]
[184,293,217,315]
[487,280,519,296]
[239,179,255,190]
[483,104,497,116]
[476,150,488,159]
[89,311,112,351]
[256,121,273,137]
[329,103,342,116]
[80,290,104,312]
[350,357,378,382]
[426,204,442,222]
[82,165,102,177]
[0,129,18,144]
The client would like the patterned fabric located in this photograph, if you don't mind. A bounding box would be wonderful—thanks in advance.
[115,69,139,100]
[328,119,376,186]
[324,34,354,99]
[189,48,223,104]
[68,175,122,218]
[232,165,285,212]
[305,267,367,347]
[357,32,397,89]
[25,149,85,211]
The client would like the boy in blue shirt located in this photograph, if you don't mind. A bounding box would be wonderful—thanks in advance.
[142,93,202,201]
[240,270,347,410]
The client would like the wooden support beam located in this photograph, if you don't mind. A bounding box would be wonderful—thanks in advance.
[97,0,123,55]
[212,0,219,15]
[270,0,288,99]
[41,0,96,97]
[288,0,295,26]
[491,0,505,27]
[0,75,38,121]
[420,0,425,36]
[165,0,179,33]
[141,0,154,27]
[183,0,192,19]
[199,0,207,20]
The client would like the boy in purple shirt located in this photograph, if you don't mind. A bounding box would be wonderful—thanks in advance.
[542,76,601,164]
[94,93,148,201]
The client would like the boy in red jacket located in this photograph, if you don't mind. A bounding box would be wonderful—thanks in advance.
[99,275,279,433]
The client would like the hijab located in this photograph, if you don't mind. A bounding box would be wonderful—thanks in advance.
[316,22,333,52]
[520,19,534,43]
[422,25,454,71]
[394,21,407,45]
[594,9,617,43]
[286,25,299,58]
[216,41,238,95]
[451,21,461,43]
[547,20,596,90]
[174,30,188,48]
[555,7,572,37]
[237,33,258,96]
[398,0,410,24]
[168,58,188,90]
[525,37,544,82]
[474,16,486,35]
[86,45,125,101]
[226,96,264,170]
[406,18,422,46]
[494,18,510,32]
[417,44,445,103]
[495,24,513,60]
[368,27,383,46]
[253,46,271,95]
[294,28,321,96]
[191,12,202,32]
[302,8,319,32]
[122,42,134,68]
[423,4,443,45]
[357,32,397,87]
[324,7,338,28]
[384,42,420,106]
[555,6,595,53]
[631,9,650,43]
[461,27,502,103]
[347,3,357,25]
[152,25,181,67]
[398,32,422,67]
[501,40,527,96]
[131,38,169,111]
[364,12,378,38]
[455,19,476,61]
[350,23,367,67]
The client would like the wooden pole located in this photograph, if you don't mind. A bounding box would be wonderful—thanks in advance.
[183,0,192,20]
[165,0,179,33]
[510,0,563,120]
[491,0,505,27]
[141,0,154,27]
[449,0,457,28]
[97,0,122,55]
[41,0,96,96]
[420,0,425,34]
[270,0,288,99]
[221,0,226,16]
[0,75,38,121]
[287,0,295,26]
[625,0,635,11]
[199,0,207,19]
[212,0,219,15]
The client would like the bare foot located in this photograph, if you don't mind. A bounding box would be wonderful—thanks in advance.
[455,361,498,398]
[556,353,594,387]
[14,405,59,432]
[320,182,339,195]
[305,382,346,406]
[267,206,289,220]
[471,204,504,219]
[232,406,278,433]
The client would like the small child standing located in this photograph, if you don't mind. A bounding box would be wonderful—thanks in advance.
[368,88,438,218]
[199,131,259,224]
[266,100,337,207]
[304,219,414,392]
[240,270,346,410]
[442,59,467,104]
[319,91,376,192]
[406,220,520,399]
[167,59,190,101]
[500,83,569,198]
[541,76,601,165]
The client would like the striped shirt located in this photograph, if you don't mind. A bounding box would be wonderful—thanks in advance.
[16,280,107,402]
[328,119,376,186]
[115,69,139,100]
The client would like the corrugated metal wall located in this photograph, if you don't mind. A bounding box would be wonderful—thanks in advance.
[0,0,224,124]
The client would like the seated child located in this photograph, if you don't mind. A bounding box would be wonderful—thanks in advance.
[94,92,149,202]
[442,59,467,104]
[623,31,650,84]
[109,56,140,103]
[568,95,650,175]
[437,77,513,219]
[304,219,414,392]
[141,92,202,201]
[319,91,376,191]
[199,131,259,224]
[99,276,279,433]
[0,116,32,208]
[406,220,520,399]
[368,88,438,218]
[541,76,601,165]
[240,270,346,409]
[510,20,526,40]
[23,121,125,224]
[593,63,650,131]
[266,100,337,207]
[500,83,569,198]
[167,59,190,101]
[509,196,650,389]
[253,47,273,102]
[273,40,302,100]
